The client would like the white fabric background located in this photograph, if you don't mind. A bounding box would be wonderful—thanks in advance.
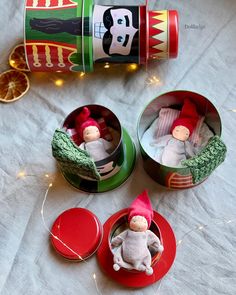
[0,0,236,294]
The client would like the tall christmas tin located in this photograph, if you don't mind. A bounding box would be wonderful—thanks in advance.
[24,0,178,72]
[138,91,227,189]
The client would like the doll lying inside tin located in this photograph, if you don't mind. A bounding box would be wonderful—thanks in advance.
[111,190,164,275]
[75,107,114,162]
[142,99,214,168]
[150,99,201,167]
[52,103,129,184]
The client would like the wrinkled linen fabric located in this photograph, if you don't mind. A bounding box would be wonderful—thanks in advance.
[0,0,236,294]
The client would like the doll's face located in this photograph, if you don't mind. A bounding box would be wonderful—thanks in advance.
[172,125,190,141]
[83,126,101,142]
[129,215,148,232]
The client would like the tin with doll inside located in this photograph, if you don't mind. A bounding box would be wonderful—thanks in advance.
[52,104,136,193]
[138,90,227,189]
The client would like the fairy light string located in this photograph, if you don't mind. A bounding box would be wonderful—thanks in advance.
[41,178,102,294]
[40,182,85,261]
[155,217,236,294]
[17,170,235,294]
[38,63,167,89]
[177,219,236,247]
[17,171,101,294]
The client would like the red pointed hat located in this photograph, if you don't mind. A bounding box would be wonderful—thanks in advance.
[128,190,154,228]
[171,98,199,135]
[76,107,101,138]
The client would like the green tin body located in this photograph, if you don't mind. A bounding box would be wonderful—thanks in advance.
[25,0,93,72]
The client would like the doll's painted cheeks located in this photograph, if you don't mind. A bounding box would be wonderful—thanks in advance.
[172,125,190,141]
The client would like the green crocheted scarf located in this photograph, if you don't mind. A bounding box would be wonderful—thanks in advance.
[51,129,100,181]
[182,135,227,184]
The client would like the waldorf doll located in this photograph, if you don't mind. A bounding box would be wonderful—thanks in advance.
[150,99,199,167]
[76,107,113,162]
[111,190,164,276]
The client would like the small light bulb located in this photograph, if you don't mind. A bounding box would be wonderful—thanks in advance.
[54,79,64,87]
[177,240,182,245]
[17,171,26,178]
[127,63,138,71]
[147,76,161,85]
[80,72,85,77]
[10,60,16,66]
[104,62,110,69]
[153,76,160,83]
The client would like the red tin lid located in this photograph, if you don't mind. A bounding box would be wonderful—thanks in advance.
[51,208,103,260]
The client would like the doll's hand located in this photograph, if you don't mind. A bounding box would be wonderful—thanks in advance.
[111,237,123,247]
[158,244,164,252]
[153,242,164,253]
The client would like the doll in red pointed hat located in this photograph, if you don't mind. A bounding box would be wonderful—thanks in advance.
[76,107,113,162]
[111,190,164,275]
[150,98,199,167]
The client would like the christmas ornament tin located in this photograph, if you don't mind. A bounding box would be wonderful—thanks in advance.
[138,91,227,189]
[52,104,136,193]
[24,0,178,72]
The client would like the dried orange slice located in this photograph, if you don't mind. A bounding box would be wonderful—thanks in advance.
[0,70,30,103]
[9,44,29,72]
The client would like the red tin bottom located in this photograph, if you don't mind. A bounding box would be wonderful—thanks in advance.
[97,208,176,288]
